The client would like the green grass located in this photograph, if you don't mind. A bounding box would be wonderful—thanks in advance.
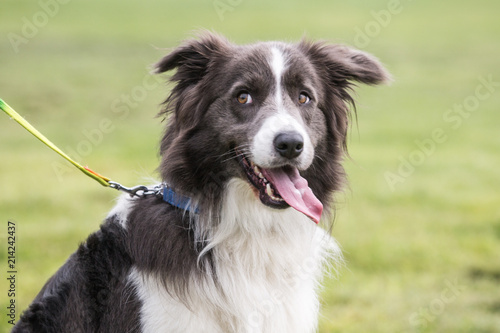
[1,0,500,332]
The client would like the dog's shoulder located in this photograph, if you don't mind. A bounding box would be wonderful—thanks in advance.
[14,215,142,332]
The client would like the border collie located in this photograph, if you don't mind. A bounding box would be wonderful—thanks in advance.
[14,33,389,332]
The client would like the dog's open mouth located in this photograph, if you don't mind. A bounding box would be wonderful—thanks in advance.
[237,152,323,224]
[238,153,288,208]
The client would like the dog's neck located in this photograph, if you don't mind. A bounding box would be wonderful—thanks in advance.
[197,178,339,288]
[198,179,316,248]
[130,178,342,332]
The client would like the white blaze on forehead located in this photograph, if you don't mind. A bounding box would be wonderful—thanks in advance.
[251,46,315,171]
[270,47,286,108]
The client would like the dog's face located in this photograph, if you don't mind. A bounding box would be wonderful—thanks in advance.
[156,33,389,222]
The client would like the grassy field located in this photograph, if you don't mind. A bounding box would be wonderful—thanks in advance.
[1,0,500,332]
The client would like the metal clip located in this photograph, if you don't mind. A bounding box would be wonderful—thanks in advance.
[108,181,163,198]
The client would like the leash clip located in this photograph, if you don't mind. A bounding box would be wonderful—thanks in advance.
[108,181,162,198]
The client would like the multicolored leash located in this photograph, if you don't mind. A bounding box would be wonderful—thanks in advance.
[1,98,199,212]
[0,98,157,197]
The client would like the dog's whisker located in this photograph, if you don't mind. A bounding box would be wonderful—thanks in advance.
[216,145,253,164]
[215,145,251,162]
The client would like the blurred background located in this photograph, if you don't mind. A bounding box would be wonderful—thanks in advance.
[1,0,499,332]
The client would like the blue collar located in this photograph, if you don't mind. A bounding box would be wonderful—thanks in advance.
[162,185,199,213]
[108,181,198,213]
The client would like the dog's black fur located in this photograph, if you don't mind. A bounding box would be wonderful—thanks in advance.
[14,218,142,332]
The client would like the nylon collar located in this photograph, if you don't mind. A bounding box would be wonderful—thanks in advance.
[162,185,199,213]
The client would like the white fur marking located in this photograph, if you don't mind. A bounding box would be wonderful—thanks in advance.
[106,193,136,228]
[270,47,286,109]
[129,268,222,333]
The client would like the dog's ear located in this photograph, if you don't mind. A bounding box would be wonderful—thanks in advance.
[333,45,392,85]
[155,32,230,86]
[299,40,391,86]
[155,33,231,125]
[299,41,391,153]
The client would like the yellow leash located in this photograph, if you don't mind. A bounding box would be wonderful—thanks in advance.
[0,98,111,186]
[0,98,159,197]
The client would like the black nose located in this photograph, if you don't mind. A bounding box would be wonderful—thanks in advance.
[273,132,304,159]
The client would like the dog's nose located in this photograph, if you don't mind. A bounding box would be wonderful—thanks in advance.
[274,132,304,159]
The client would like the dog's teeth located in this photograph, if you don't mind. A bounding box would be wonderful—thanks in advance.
[271,195,284,202]
[266,183,274,197]
[253,166,261,175]
[258,172,264,179]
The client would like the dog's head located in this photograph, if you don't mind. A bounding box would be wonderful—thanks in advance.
[155,32,389,223]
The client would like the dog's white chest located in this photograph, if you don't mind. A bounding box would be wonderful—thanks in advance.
[129,244,329,333]
[129,234,338,332]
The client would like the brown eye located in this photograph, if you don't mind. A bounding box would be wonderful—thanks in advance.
[237,92,253,104]
[298,92,311,105]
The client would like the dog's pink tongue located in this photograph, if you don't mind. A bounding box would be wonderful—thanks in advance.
[263,167,323,224]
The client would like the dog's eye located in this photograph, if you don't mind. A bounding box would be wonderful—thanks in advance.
[237,92,253,105]
[298,92,311,105]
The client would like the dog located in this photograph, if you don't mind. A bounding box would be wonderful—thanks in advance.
[14,33,389,332]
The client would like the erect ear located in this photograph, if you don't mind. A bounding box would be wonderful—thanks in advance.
[299,40,391,86]
[155,32,231,87]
